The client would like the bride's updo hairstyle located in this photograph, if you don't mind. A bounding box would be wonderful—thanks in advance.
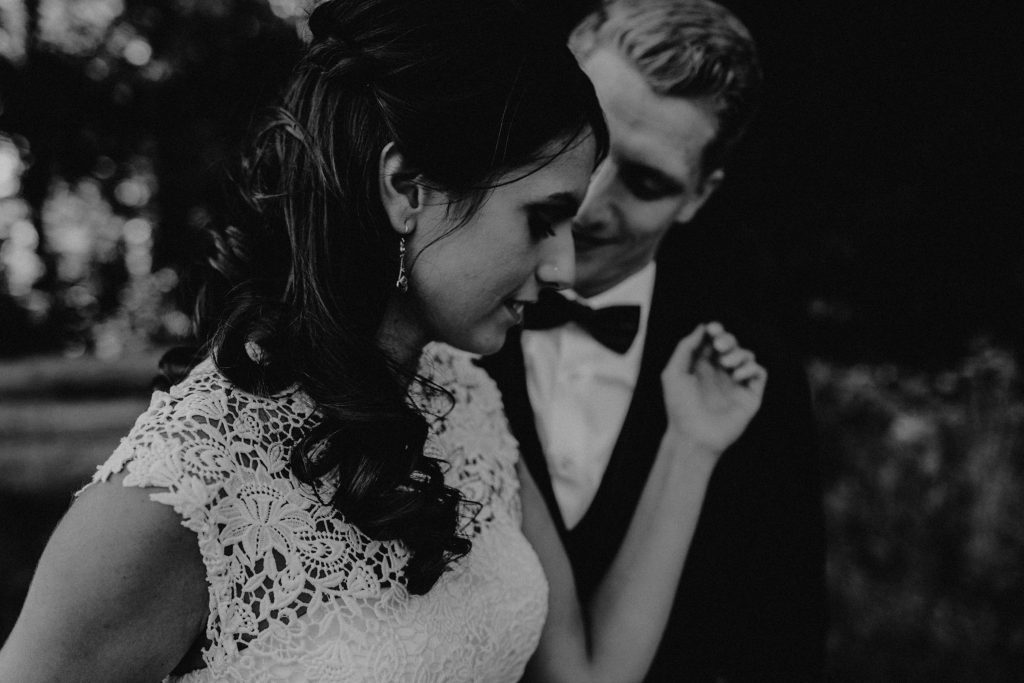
[184,0,606,594]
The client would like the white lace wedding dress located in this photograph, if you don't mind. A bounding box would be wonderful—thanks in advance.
[86,343,547,682]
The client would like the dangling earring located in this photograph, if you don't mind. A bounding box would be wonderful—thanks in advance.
[395,237,408,293]
[395,219,411,293]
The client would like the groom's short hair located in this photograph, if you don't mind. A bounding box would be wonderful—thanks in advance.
[569,0,763,175]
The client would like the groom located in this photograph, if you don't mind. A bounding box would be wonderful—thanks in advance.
[482,1,825,680]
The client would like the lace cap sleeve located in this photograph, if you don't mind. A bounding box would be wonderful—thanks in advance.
[86,360,313,517]
[82,361,407,664]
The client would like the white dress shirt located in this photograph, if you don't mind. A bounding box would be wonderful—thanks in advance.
[521,263,656,529]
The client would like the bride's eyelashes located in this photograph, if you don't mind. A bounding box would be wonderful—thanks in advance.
[526,192,581,240]
[528,209,558,239]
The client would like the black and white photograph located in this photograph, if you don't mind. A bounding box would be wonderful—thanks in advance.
[1,0,1021,680]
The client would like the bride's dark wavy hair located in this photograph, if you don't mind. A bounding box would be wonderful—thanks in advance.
[161,0,607,594]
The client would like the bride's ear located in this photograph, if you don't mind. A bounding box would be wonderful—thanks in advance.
[379,142,425,235]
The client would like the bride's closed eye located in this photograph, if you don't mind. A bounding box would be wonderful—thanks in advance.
[528,208,559,239]
[526,193,580,240]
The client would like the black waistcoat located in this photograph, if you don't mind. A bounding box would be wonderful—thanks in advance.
[477,261,826,681]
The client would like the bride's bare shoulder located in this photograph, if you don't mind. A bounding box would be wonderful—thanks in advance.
[0,473,208,682]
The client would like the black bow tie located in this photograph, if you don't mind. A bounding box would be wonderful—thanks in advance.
[523,289,641,354]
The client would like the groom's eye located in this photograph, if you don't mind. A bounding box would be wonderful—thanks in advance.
[620,163,681,201]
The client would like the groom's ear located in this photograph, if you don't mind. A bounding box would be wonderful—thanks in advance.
[379,142,426,234]
[675,168,724,225]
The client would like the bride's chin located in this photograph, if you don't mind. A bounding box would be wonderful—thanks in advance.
[458,326,509,357]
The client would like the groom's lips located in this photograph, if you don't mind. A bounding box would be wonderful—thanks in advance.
[573,231,621,251]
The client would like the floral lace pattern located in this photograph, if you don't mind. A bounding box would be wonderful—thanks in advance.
[89,343,547,682]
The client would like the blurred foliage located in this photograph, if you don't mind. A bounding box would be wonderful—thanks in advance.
[815,341,1024,680]
[0,0,305,358]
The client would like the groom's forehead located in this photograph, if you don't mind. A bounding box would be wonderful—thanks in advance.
[607,101,715,188]
[584,48,716,182]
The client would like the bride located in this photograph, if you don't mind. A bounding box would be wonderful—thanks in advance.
[0,0,765,680]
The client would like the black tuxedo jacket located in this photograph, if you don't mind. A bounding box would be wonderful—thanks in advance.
[479,255,826,681]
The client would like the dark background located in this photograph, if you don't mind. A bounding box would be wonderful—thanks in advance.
[1,1,1022,679]
[693,0,1024,367]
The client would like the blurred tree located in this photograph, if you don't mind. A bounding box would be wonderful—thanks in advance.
[0,0,303,357]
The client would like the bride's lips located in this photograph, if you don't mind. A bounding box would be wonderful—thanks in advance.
[503,299,529,325]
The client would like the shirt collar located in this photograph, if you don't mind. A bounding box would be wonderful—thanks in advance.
[568,262,656,331]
